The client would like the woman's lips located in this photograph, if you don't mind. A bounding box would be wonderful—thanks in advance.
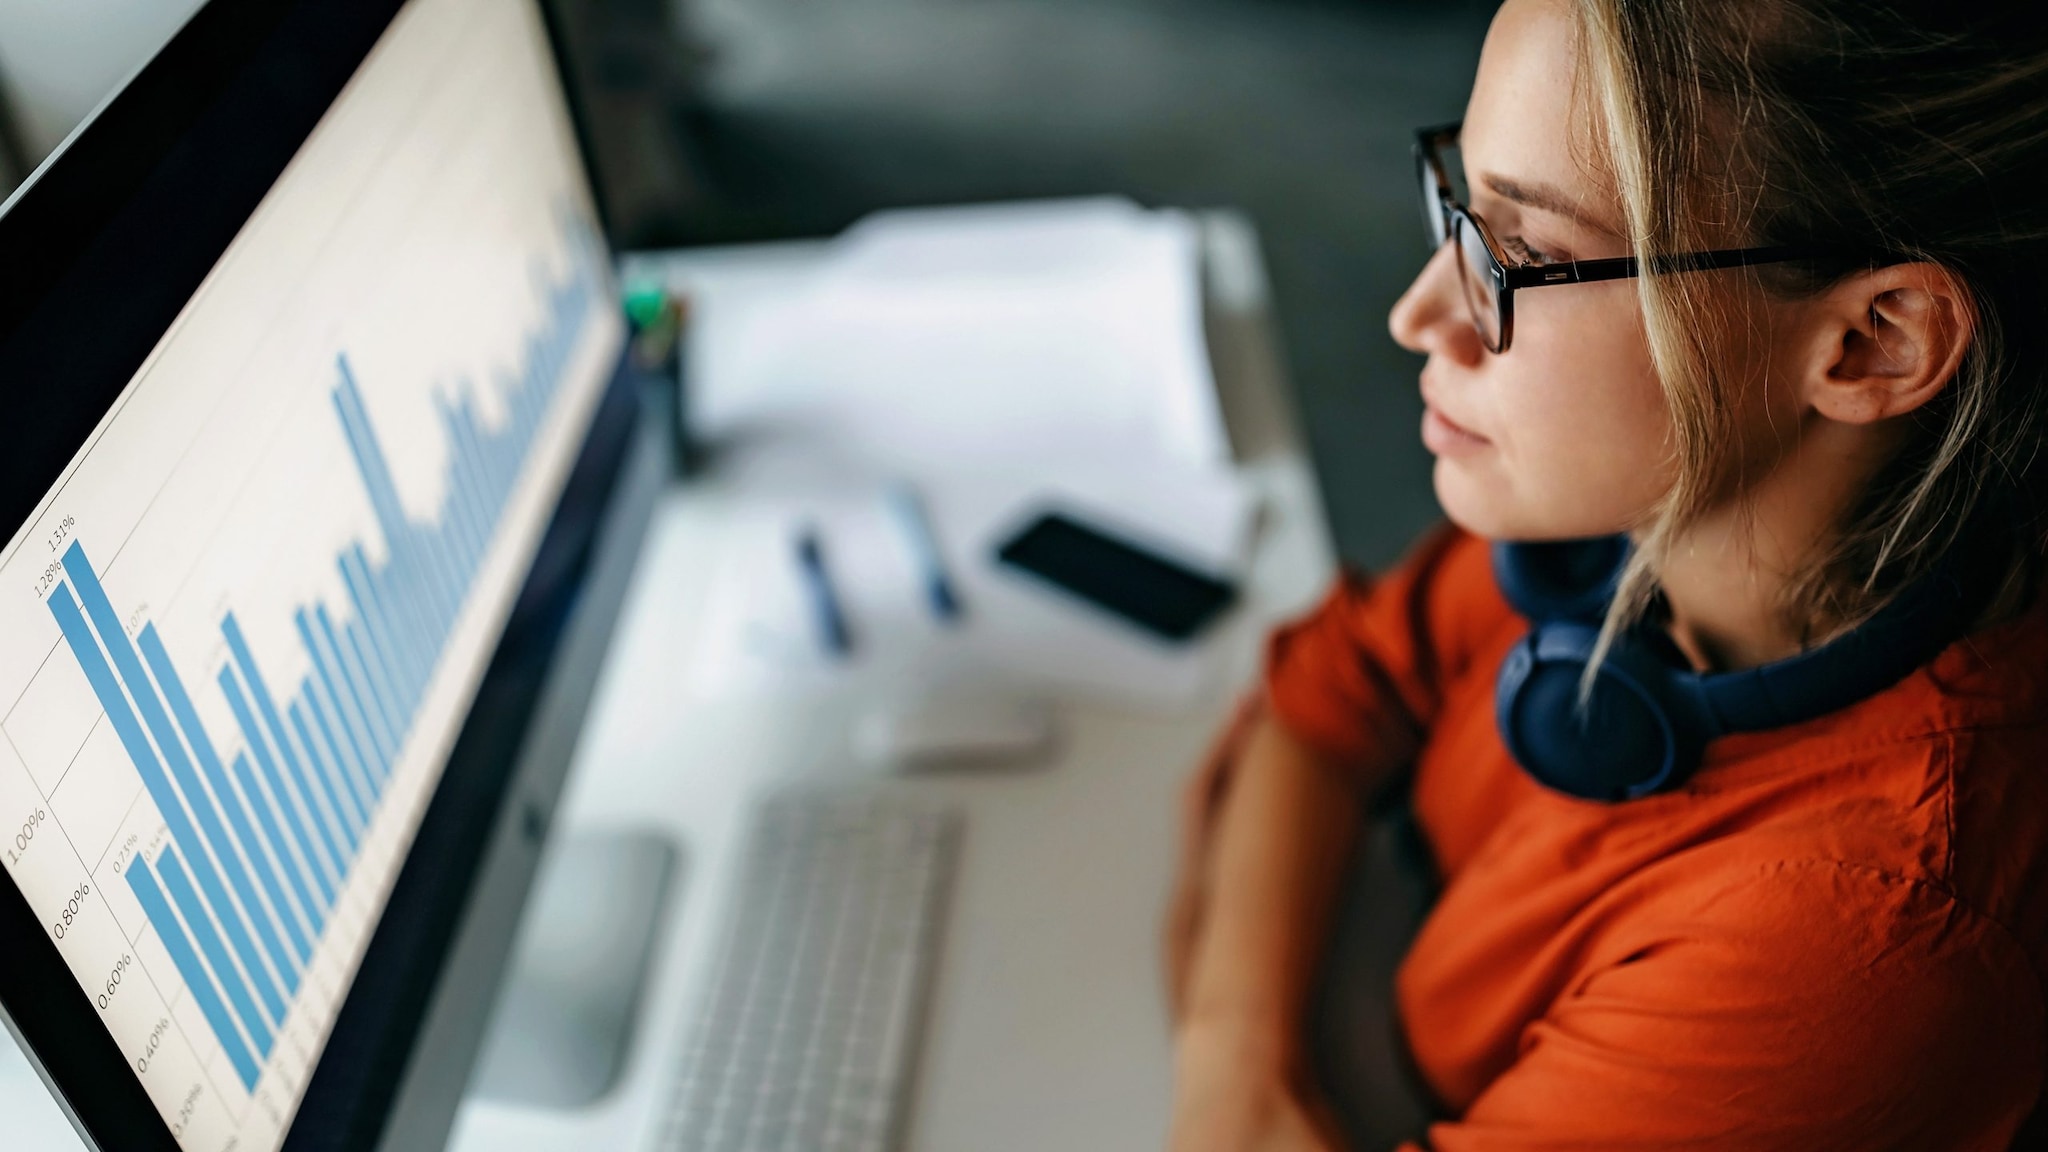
[1421,404,1491,455]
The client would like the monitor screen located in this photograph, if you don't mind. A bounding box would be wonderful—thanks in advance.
[0,0,623,1146]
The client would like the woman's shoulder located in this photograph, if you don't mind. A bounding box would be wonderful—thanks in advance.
[1550,842,2047,1147]
[1638,689,2048,1019]
[1695,588,2048,885]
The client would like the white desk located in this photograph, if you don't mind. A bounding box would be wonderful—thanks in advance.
[445,211,1337,1152]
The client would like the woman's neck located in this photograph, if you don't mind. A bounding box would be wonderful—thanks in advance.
[1651,416,1901,672]
[1654,517,1806,671]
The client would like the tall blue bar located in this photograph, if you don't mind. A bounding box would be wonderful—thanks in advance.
[446,399,500,584]
[127,858,262,1090]
[297,609,384,785]
[136,625,311,965]
[220,616,352,871]
[433,397,487,576]
[371,558,430,703]
[156,847,274,1053]
[323,606,399,758]
[465,410,506,525]
[332,358,412,577]
[227,749,327,932]
[336,362,459,634]
[315,606,395,769]
[58,547,292,1015]
[46,580,286,1025]
[349,619,410,766]
[297,685,374,831]
[416,514,463,637]
[289,693,366,842]
[339,550,409,723]
[220,667,341,906]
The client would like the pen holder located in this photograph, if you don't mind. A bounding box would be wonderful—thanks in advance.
[623,285,698,476]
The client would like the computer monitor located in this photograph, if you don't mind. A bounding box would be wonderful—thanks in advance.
[0,0,666,1148]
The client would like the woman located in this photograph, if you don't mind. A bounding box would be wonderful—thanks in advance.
[1165,1,2048,1149]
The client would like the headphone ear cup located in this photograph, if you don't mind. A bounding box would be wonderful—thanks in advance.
[1496,622,1706,801]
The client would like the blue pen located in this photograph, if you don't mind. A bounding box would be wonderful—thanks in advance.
[885,483,963,623]
[794,526,854,658]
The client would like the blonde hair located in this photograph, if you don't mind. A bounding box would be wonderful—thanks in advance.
[1570,0,2048,665]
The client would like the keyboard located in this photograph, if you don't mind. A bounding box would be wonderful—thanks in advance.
[661,794,962,1152]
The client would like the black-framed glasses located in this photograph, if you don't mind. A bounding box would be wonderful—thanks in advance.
[1416,123,1817,353]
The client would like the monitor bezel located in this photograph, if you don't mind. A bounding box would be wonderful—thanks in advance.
[0,0,641,1147]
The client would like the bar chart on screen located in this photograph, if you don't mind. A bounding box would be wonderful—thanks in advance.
[0,0,622,1145]
[55,241,590,1083]
[0,221,606,1146]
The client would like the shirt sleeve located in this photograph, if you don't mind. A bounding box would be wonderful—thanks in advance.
[1264,523,1509,771]
[1402,858,2045,1152]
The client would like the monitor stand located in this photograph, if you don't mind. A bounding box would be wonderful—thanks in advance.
[469,830,681,1107]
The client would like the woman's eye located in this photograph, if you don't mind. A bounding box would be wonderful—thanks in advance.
[1501,235,1560,266]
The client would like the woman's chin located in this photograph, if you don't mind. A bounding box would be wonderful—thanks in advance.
[1432,461,1631,542]
[1433,458,1520,540]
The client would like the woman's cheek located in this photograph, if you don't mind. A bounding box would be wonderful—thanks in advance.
[1486,378,1670,536]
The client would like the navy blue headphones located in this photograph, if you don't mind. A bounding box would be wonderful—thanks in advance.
[1493,536,1978,802]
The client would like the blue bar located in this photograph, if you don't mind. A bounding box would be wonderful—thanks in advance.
[519,334,550,429]
[219,615,351,864]
[336,362,461,636]
[46,575,286,1022]
[284,688,360,852]
[479,388,518,510]
[327,602,399,754]
[297,608,383,784]
[220,666,341,906]
[448,397,501,560]
[472,407,508,515]
[289,693,365,842]
[340,549,411,718]
[456,412,495,569]
[372,555,432,700]
[333,357,413,582]
[58,541,290,1008]
[337,611,402,756]
[414,507,464,635]
[434,398,487,576]
[127,858,262,1090]
[299,681,376,825]
[315,606,395,769]
[157,847,274,1054]
[348,618,410,762]
[136,625,311,967]
[504,357,532,446]
[228,750,326,934]
[429,405,483,589]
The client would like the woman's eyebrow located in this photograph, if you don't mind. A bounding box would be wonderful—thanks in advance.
[1480,173,1621,236]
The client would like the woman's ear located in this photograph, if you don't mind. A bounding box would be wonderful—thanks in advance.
[1797,263,1974,425]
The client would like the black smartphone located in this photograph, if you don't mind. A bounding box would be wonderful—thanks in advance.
[994,509,1238,642]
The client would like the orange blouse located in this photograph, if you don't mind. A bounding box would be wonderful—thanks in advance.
[1266,524,2048,1150]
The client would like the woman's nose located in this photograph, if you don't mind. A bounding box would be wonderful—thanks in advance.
[1389,241,1484,366]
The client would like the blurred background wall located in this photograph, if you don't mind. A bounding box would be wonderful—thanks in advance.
[0,0,1495,569]
[0,0,205,162]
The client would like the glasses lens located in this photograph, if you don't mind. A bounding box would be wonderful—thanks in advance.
[1454,213,1504,352]
[1418,152,1449,251]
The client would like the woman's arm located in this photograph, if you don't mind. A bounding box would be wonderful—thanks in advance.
[1163,527,1497,1149]
[1164,708,1404,1151]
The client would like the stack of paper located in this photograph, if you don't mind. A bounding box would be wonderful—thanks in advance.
[690,197,1229,473]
